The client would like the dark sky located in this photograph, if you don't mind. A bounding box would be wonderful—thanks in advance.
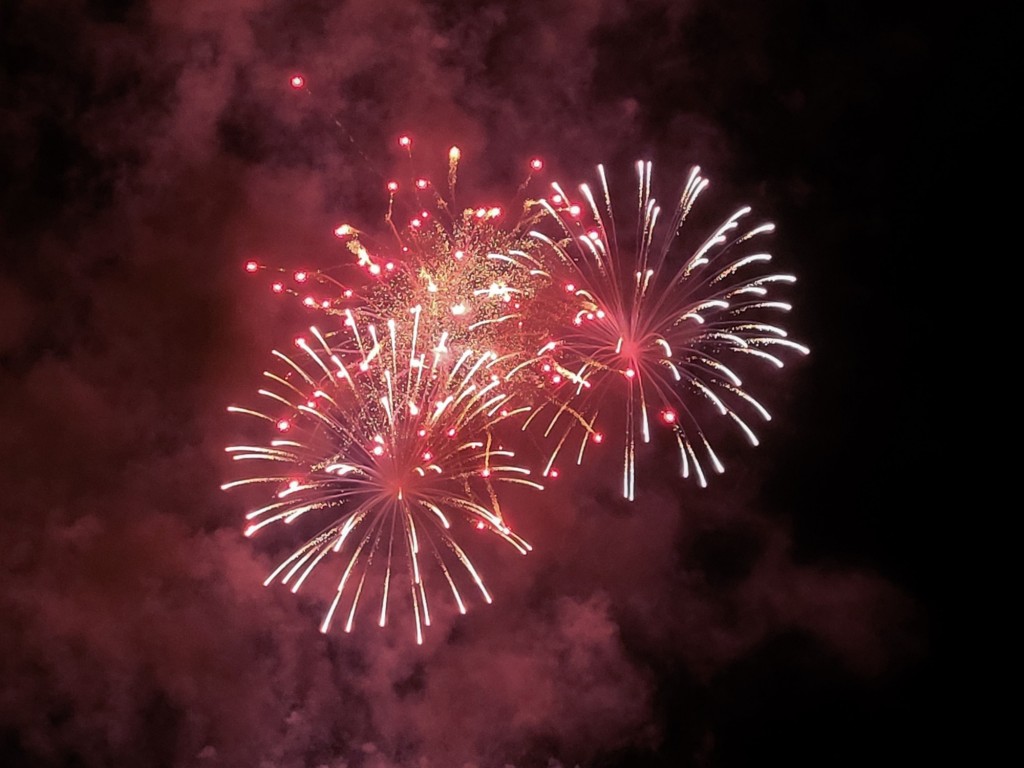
[1,1,944,766]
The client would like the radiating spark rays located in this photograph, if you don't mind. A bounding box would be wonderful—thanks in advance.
[529,164,808,497]
[224,316,537,642]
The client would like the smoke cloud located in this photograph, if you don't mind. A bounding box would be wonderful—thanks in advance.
[1,1,930,765]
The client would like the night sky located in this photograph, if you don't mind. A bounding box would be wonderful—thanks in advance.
[1,1,940,766]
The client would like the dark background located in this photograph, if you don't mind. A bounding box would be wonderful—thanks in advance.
[1,1,945,766]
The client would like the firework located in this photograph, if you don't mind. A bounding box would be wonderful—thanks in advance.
[223,313,539,643]
[229,86,810,641]
[245,136,553,379]
[337,196,548,373]
[526,163,809,500]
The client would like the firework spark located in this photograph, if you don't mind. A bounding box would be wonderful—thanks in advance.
[526,163,809,499]
[223,313,539,643]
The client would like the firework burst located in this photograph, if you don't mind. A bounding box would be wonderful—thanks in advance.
[229,87,809,639]
[245,137,553,379]
[338,201,548,372]
[223,312,539,643]
[526,163,809,499]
